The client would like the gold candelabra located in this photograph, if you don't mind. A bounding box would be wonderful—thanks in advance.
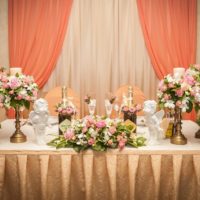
[170,106,187,145]
[10,105,27,143]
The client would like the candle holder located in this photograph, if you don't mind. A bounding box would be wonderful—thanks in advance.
[10,105,27,143]
[170,106,187,145]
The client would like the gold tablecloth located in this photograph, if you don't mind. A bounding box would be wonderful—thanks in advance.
[0,150,200,200]
[0,119,200,200]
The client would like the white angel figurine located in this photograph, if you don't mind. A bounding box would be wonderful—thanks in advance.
[143,100,164,145]
[29,98,49,145]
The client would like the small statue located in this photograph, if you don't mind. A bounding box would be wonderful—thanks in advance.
[143,100,164,145]
[29,98,49,145]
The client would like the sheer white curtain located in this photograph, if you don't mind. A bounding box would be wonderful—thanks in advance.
[43,0,158,116]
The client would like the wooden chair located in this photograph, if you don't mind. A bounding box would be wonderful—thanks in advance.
[44,86,80,117]
[114,85,146,116]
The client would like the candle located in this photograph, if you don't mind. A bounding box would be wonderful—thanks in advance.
[173,67,185,79]
[10,67,22,76]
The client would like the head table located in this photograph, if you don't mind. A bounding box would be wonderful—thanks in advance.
[0,118,199,200]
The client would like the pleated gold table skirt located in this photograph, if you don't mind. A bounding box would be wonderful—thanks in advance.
[0,150,200,200]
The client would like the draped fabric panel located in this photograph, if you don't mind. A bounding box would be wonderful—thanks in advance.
[8,0,73,88]
[0,152,200,200]
[43,0,159,116]
[137,0,197,79]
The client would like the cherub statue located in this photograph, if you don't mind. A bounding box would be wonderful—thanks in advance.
[143,100,164,145]
[29,98,49,145]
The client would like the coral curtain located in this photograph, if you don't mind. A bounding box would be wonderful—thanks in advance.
[137,0,197,80]
[8,0,73,88]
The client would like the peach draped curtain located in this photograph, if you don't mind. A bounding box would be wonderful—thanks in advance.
[8,0,73,88]
[137,0,197,79]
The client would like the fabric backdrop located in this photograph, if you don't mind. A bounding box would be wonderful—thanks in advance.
[43,0,159,116]
[8,0,73,88]
[137,0,197,79]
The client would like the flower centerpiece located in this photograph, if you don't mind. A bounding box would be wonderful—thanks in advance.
[122,104,142,124]
[0,67,38,142]
[185,64,200,137]
[157,70,195,144]
[48,115,146,152]
[120,86,142,132]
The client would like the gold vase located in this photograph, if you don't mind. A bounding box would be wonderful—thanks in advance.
[10,105,27,143]
[195,110,200,138]
[170,106,187,145]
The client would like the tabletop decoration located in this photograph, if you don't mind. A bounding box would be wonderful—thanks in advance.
[185,64,200,138]
[48,115,146,152]
[84,94,96,116]
[29,98,49,145]
[157,69,194,145]
[143,100,165,145]
[56,86,76,135]
[0,67,38,143]
[121,86,142,133]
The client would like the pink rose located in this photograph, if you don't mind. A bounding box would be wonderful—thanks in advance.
[64,129,74,140]
[17,95,22,100]
[109,126,116,134]
[96,120,106,128]
[176,89,183,97]
[9,77,20,89]
[129,107,136,113]
[184,75,195,86]
[88,138,95,145]
[118,140,125,149]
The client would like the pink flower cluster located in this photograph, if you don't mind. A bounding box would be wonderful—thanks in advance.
[55,102,76,116]
[157,66,199,112]
[0,68,38,109]
[122,104,142,114]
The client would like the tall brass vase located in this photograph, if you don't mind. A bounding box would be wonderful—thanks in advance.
[170,106,187,145]
[10,106,27,143]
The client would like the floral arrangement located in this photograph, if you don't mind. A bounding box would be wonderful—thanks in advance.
[121,104,142,115]
[55,102,76,116]
[0,67,38,110]
[157,73,194,113]
[48,115,146,152]
[185,64,200,112]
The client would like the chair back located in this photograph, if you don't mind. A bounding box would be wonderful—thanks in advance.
[115,85,146,116]
[44,86,80,117]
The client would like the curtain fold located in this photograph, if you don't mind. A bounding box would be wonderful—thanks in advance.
[43,0,159,116]
[8,0,73,88]
[137,0,197,79]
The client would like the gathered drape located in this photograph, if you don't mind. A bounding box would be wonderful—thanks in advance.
[137,0,197,79]
[43,0,159,116]
[8,0,73,88]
